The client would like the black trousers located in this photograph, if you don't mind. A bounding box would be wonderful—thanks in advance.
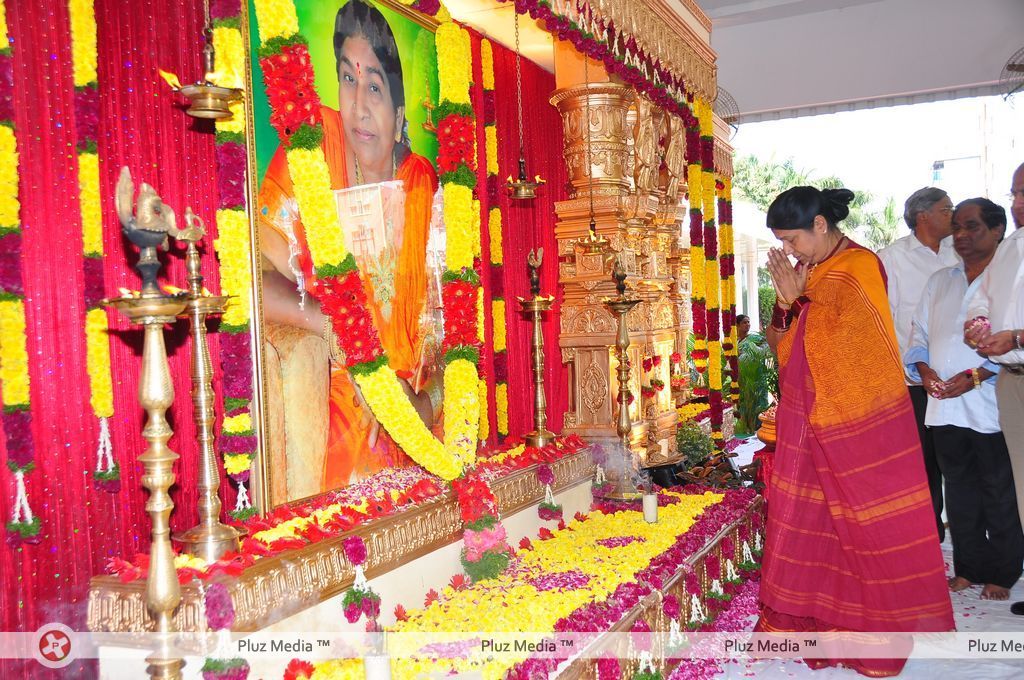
[933,425,1024,588]
[909,385,945,541]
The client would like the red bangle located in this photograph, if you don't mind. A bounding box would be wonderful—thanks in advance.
[790,295,811,318]
[772,303,790,328]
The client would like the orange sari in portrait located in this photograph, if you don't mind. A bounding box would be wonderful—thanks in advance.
[259,106,438,488]
[757,243,954,676]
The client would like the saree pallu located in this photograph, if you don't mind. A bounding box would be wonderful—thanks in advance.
[757,246,954,677]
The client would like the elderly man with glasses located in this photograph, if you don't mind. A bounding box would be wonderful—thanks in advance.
[879,187,958,543]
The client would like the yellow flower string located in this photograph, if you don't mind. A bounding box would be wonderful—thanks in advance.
[68,0,118,484]
[482,40,506,437]
[723,177,739,403]
[211,3,257,518]
[0,13,39,538]
[697,98,723,441]
[0,299,30,408]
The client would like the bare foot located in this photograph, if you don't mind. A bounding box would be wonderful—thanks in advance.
[981,584,1010,600]
[948,576,973,592]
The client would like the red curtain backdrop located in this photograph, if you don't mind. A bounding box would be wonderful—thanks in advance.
[0,0,567,647]
[488,39,569,441]
[0,0,223,639]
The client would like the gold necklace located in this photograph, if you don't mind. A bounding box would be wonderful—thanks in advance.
[807,235,847,279]
[354,154,398,185]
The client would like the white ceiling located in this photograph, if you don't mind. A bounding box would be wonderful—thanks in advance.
[446,0,1024,124]
[699,0,882,28]
[711,0,1024,122]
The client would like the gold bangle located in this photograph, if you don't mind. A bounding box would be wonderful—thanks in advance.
[323,315,343,364]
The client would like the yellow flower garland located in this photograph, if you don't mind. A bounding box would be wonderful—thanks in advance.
[212,26,246,136]
[481,39,494,91]
[0,126,19,228]
[214,209,253,329]
[0,0,7,46]
[68,0,97,87]
[78,152,102,256]
[487,207,502,265]
[478,378,490,441]
[491,299,506,353]
[0,299,30,408]
[85,308,114,418]
[495,383,509,435]
[253,0,298,43]
[443,183,474,270]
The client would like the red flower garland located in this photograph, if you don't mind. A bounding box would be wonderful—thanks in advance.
[262,43,321,139]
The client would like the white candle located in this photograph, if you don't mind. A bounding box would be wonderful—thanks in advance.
[643,493,658,523]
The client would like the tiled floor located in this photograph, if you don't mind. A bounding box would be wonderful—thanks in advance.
[721,437,1024,679]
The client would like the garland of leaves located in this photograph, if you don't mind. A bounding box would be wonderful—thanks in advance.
[68,0,118,492]
[209,0,258,521]
[0,0,41,545]
[480,38,509,440]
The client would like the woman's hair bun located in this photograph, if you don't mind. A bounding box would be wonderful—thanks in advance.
[822,188,854,222]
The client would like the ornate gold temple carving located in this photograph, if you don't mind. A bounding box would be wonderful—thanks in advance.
[551,0,717,102]
[88,451,595,633]
[551,83,634,197]
[554,84,692,463]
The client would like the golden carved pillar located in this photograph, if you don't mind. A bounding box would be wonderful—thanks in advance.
[551,60,684,467]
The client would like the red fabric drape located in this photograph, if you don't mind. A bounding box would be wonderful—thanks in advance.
[0,0,564,646]
[0,0,222,639]
[489,42,568,441]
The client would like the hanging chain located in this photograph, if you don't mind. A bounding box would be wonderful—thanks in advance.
[515,11,525,159]
[202,0,215,75]
[584,54,596,231]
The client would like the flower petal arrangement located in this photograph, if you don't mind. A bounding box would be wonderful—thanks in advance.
[388,488,757,678]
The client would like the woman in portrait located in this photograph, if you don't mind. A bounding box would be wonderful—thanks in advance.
[758,187,954,676]
[258,0,439,489]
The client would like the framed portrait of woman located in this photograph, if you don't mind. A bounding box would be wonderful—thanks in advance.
[245,0,445,507]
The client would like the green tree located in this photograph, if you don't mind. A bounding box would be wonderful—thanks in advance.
[733,155,810,212]
[860,196,901,251]
[816,175,873,235]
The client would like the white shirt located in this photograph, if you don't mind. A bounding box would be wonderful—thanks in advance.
[966,226,1024,366]
[904,264,1001,433]
[878,234,959,384]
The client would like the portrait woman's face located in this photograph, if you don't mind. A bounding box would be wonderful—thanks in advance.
[337,34,404,178]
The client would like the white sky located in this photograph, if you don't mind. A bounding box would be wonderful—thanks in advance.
[731,95,1024,239]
